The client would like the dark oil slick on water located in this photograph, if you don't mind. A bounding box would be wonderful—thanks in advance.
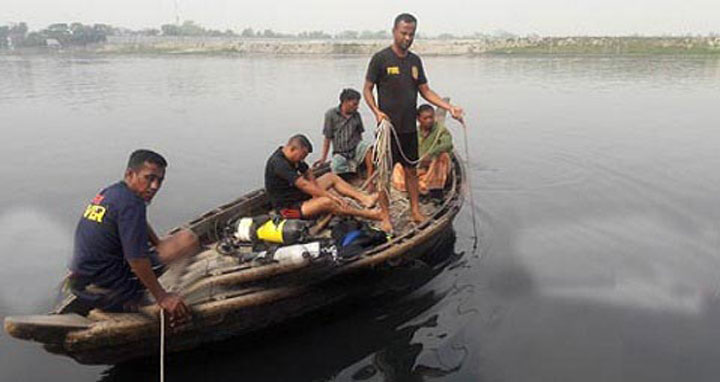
[1,53,719,382]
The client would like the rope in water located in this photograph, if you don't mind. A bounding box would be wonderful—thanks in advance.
[160,309,165,382]
[460,119,479,251]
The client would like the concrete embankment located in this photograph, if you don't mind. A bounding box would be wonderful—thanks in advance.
[100,36,720,55]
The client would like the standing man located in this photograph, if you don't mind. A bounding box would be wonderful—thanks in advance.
[364,13,463,231]
[69,149,199,326]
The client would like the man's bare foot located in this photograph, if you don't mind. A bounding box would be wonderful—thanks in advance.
[361,193,379,208]
[368,208,384,221]
[411,210,426,224]
[379,217,393,233]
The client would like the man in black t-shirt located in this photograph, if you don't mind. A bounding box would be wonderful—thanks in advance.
[265,134,382,221]
[70,149,199,326]
[364,13,464,232]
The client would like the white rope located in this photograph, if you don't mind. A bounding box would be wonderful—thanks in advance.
[372,119,394,195]
[373,118,447,194]
[160,308,165,382]
[460,119,479,251]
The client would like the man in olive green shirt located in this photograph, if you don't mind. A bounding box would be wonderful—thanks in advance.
[392,104,453,199]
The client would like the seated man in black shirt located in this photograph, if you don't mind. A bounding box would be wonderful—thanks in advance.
[69,149,199,326]
[265,134,381,221]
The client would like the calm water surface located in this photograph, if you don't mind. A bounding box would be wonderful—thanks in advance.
[1,53,719,381]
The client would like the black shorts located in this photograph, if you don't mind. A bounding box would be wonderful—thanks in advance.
[391,131,419,167]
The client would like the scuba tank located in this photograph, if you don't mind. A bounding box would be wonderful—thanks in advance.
[234,215,309,245]
[270,242,321,265]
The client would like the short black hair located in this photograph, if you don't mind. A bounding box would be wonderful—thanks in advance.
[417,104,435,116]
[339,88,361,104]
[394,13,417,28]
[127,149,167,170]
[288,134,313,153]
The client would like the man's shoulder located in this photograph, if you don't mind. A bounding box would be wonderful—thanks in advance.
[407,50,423,63]
[371,46,393,60]
[267,147,292,170]
[267,147,283,164]
[325,107,340,119]
[102,182,141,206]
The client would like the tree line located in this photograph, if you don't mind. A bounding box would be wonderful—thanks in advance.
[1,22,114,48]
[1,20,520,49]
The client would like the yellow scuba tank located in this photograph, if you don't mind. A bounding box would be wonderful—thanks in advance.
[235,215,308,245]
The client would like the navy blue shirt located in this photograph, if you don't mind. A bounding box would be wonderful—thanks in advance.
[70,181,150,296]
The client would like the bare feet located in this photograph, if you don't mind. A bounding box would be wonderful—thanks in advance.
[411,210,426,224]
[379,217,393,233]
[369,208,384,220]
[361,193,379,208]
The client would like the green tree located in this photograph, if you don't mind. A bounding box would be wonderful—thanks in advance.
[161,24,181,36]
[241,27,255,37]
[336,30,359,39]
[261,29,276,38]
[141,28,160,36]
[10,22,28,36]
[178,20,205,36]
[0,26,9,48]
[359,30,389,39]
[22,31,47,47]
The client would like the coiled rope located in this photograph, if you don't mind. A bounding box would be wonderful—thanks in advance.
[372,119,395,196]
[372,118,446,194]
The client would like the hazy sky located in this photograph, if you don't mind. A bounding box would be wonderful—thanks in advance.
[2,0,719,36]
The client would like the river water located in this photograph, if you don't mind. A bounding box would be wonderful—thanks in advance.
[1,53,719,381]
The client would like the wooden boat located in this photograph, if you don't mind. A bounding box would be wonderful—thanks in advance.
[4,154,467,365]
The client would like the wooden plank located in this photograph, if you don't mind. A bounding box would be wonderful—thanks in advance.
[5,314,93,329]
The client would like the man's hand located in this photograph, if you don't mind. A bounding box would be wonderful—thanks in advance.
[328,194,349,209]
[158,293,191,327]
[374,110,389,124]
[449,105,464,121]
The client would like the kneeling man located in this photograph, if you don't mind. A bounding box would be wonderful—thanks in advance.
[266,134,381,220]
[69,149,199,325]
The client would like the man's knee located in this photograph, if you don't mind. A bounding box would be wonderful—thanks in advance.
[317,172,337,188]
[309,196,337,215]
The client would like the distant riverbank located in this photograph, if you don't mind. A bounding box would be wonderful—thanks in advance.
[93,36,720,55]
